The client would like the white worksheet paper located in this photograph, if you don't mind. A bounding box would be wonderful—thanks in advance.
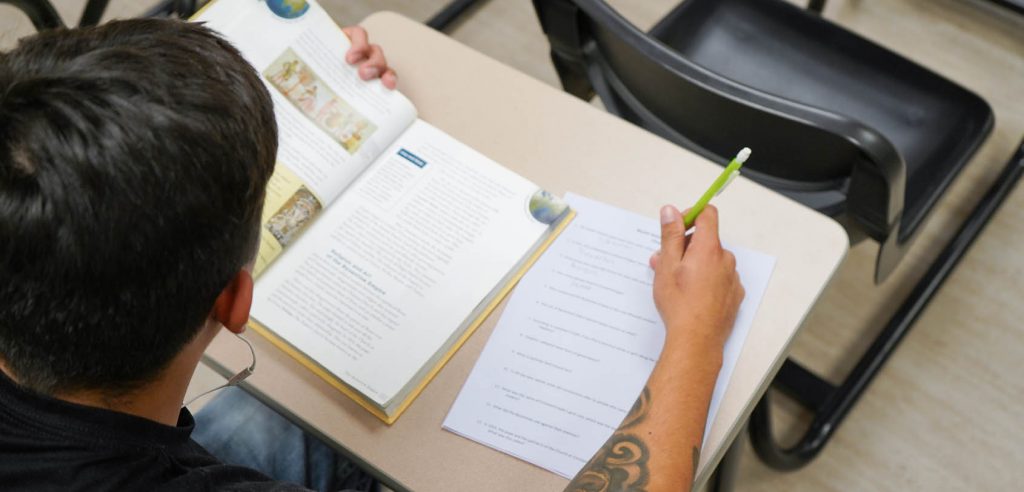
[442,193,776,478]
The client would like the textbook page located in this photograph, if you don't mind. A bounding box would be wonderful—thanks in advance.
[443,193,775,479]
[251,119,561,409]
[195,0,418,274]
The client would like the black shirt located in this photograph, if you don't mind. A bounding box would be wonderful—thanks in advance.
[0,370,307,491]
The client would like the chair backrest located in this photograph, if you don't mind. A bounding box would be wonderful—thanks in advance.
[534,0,907,249]
[533,0,925,281]
[585,8,859,185]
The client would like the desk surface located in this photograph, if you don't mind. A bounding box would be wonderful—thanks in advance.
[205,11,848,491]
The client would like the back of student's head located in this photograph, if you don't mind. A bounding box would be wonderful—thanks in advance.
[0,19,277,396]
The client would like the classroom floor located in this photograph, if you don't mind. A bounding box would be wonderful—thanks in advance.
[3,1,1022,490]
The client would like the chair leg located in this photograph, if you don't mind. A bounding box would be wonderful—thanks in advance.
[987,0,1024,15]
[533,0,596,100]
[750,138,1024,470]
[172,0,198,19]
[78,0,109,26]
[808,0,827,14]
[139,0,201,19]
[549,49,596,100]
[1,0,64,29]
[426,0,490,32]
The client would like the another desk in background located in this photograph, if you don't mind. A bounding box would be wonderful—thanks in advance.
[204,11,848,491]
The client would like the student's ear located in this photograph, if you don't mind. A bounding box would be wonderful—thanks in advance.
[212,270,254,334]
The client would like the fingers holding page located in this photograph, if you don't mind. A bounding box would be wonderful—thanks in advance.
[359,44,386,80]
[380,68,398,90]
[342,26,398,90]
[342,26,370,63]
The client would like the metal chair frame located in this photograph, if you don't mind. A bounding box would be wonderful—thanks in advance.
[746,138,1023,476]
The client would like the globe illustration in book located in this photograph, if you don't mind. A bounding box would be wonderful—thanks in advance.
[529,190,569,225]
[266,0,309,19]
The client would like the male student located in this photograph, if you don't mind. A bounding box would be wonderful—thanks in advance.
[0,18,743,492]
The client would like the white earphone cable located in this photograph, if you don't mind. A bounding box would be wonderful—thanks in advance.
[183,332,256,407]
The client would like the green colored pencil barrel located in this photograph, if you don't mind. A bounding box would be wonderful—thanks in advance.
[683,147,751,228]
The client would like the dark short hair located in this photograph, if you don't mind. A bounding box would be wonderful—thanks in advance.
[0,19,277,395]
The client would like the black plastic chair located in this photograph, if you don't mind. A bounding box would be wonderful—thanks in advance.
[535,0,994,282]
[533,0,1023,488]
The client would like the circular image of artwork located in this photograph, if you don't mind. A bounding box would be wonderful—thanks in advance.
[266,0,310,19]
[528,190,569,225]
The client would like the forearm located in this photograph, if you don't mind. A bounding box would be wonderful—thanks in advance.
[564,334,722,492]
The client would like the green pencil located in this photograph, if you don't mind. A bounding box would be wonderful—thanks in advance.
[683,147,751,229]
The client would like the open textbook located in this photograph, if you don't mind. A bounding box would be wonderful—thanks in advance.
[195,0,573,423]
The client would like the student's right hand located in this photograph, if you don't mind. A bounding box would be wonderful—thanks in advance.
[650,205,745,356]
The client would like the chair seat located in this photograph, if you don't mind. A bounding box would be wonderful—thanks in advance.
[649,0,992,237]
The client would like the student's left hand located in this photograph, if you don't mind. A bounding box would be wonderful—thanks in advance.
[342,26,398,90]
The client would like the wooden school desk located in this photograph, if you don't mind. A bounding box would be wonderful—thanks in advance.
[204,11,849,492]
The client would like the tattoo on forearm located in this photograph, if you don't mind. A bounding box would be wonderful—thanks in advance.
[565,387,651,492]
[565,435,649,492]
[621,387,650,429]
